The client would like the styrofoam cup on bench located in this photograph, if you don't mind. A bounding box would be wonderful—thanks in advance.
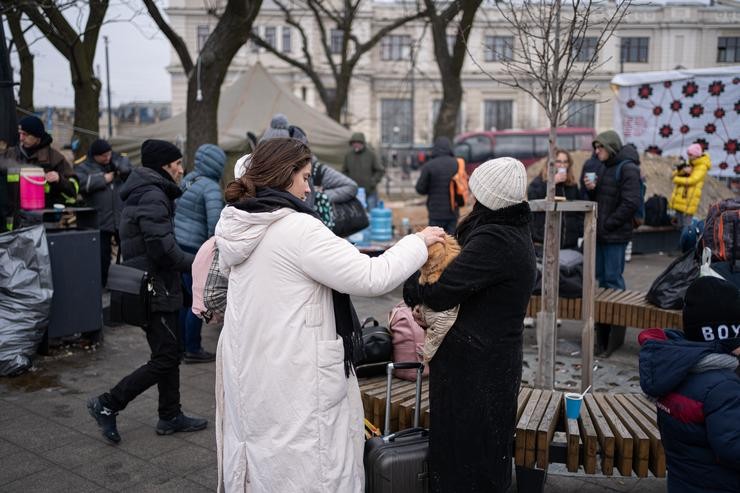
[564,392,583,420]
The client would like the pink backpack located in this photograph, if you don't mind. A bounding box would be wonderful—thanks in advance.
[388,301,429,380]
[191,237,218,322]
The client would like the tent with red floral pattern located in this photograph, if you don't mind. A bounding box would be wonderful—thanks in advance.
[612,66,740,178]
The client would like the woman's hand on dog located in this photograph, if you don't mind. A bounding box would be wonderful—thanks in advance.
[416,226,446,247]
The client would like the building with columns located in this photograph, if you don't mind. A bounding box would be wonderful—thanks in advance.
[166,0,740,148]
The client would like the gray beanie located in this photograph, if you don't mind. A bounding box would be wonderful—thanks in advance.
[260,113,309,147]
[468,157,527,211]
[260,114,291,142]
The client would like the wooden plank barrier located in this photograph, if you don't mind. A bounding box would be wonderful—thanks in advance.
[527,288,682,329]
[359,377,666,480]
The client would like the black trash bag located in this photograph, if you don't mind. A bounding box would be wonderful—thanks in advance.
[646,249,699,310]
[0,225,53,376]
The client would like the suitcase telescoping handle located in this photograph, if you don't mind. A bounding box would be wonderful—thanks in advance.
[384,362,424,436]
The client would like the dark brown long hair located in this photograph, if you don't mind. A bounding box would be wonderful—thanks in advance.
[540,148,577,186]
[225,138,312,203]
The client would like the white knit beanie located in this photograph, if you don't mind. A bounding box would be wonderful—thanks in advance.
[468,157,527,211]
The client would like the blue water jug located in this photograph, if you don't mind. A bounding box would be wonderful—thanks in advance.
[370,201,393,242]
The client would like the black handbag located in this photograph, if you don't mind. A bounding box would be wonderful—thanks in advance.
[332,197,369,238]
[355,317,393,377]
[107,264,152,328]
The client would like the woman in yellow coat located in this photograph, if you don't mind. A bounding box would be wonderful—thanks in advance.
[669,143,712,227]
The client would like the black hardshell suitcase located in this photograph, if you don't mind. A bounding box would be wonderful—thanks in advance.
[364,362,429,492]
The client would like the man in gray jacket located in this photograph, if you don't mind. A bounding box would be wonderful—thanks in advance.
[75,139,131,284]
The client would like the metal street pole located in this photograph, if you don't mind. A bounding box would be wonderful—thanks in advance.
[104,36,112,138]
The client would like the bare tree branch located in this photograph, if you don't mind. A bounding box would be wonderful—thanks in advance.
[142,0,193,74]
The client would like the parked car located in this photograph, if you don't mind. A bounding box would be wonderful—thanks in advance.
[454,127,595,174]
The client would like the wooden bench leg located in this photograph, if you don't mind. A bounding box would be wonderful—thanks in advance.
[515,466,546,493]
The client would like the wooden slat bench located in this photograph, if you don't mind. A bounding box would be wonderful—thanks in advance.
[359,376,666,492]
[528,287,682,329]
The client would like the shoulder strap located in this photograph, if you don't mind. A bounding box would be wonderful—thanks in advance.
[313,161,325,187]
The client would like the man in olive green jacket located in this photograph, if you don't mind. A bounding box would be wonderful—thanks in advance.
[342,132,384,209]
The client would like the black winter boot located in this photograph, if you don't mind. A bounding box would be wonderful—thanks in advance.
[156,412,208,435]
[87,397,121,444]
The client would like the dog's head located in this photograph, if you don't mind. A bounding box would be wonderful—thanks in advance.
[419,234,461,285]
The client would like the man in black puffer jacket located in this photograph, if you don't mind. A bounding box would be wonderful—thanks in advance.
[583,130,641,356]
[87,139,207,444]
[415,136,459,234]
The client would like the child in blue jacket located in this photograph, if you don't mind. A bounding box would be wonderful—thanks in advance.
[639,276,740,492]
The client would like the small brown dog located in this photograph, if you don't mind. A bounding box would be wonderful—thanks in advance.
[419,234,461,285]
[417,234,461,362]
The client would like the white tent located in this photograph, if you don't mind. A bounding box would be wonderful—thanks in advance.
[110,63,352,168]
[611,66,740,178]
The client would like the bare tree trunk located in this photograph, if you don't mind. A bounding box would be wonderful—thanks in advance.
[71,70,102,159]
[536,0,563,390]
[427,0,482,141]
[5,9,33,112]
[145,0,261,167]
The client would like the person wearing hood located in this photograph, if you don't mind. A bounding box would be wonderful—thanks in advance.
[342,131,383,210]
[583,130,642,356]
[639,276,740,493]
[87,139,207,444]
[415,136,460,234]
[404,157,537,493]
[214,137,444,492]
[1,115,78,207]
[75,138,132,284]
[669,143,712,228]
[174,143,227,364]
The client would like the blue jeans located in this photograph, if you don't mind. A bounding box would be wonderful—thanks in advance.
[429,217,457,235]
[595,242,627,290]
[178,244,204,354]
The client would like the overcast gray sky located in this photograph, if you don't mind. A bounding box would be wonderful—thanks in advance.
[5,1,171,108]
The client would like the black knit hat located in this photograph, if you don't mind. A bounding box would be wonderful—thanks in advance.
[141,139,182,169]
[683,276,740,349]
[89,139,112,156]
[19,116,46,138]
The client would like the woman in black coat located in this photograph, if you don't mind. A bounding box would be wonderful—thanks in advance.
[405,157,537,492]
[527,148,583,249]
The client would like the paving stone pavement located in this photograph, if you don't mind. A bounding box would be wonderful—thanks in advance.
[0,252,678,492]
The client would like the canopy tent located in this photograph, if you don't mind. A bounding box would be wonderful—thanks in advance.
[110,63,352,168]
[611,66,740,178]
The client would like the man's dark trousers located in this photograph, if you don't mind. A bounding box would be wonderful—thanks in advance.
[100,311,182,419]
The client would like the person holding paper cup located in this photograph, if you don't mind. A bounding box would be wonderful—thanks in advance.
[527,148,583,250]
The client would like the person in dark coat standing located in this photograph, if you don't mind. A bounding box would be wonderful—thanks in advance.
[415,136,460,234]
[405,157,537,492]
[87,139,207,444]
[528,148,583,249]
[582,131,641,356]
[75,139,132,285]
[639,276,740,493]
[342,132,384,209]
[0,115,78,208]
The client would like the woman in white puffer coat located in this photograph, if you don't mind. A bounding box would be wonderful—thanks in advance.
[214,137,444,492]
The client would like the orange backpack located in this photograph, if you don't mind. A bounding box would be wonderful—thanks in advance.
[449,157,469,210]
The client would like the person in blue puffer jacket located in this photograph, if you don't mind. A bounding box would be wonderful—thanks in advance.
[174,143,226,363]
[639,276,740,493]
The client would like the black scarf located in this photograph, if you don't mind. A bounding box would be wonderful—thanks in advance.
[456,201,532,245]
[233,188,362,377]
